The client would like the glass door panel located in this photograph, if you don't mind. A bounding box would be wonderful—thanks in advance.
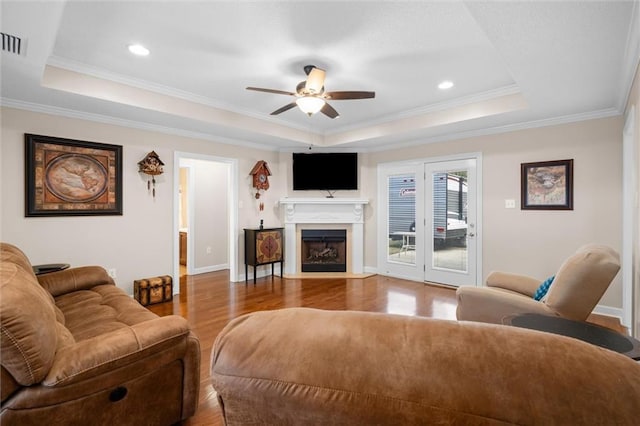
[387,174,416,265]
[432,171,468,272]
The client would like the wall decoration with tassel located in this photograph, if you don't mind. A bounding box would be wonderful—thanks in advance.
[249,160,271,199]
[138,151,165,198]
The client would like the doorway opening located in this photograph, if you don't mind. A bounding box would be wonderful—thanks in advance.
[173,152,238,287]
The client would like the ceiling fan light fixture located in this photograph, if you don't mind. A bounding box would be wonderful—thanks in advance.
[246,65,373,119]
[296,96,325,115]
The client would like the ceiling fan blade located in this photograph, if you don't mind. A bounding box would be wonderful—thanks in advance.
[320,102,339,119]
[305,67,326,94]
[270,102,297,115]
[325,91,375,100]
[246,87,296,96]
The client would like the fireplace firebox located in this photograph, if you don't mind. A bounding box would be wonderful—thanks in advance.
[301,229,347,272]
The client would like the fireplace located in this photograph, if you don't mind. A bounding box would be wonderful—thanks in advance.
[279,198,368,276]
[301,229,347,272]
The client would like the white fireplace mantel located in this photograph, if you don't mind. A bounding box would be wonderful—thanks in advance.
[279,198,369,275]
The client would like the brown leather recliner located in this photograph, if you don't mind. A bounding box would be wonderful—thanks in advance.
[0,243,200,425]
[456,244,620,324]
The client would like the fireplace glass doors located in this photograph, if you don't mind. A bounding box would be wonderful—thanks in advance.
[301,229,347,272]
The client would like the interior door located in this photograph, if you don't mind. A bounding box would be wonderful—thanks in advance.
[424,159,477,287]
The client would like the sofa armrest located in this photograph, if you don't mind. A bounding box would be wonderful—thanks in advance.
[456,286,554,323]
[485,271,542,297]
[43,315,190,386]
[37,266,115,297]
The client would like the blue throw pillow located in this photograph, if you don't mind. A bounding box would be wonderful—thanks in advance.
[533,276,555,301]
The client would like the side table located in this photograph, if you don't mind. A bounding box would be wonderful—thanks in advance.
[503,313,640,360]
[32,263,70,275]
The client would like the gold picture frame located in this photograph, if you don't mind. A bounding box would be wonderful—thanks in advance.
[25,134,123,216]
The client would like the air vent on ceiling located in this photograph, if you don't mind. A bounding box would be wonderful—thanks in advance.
[1,32,25,56]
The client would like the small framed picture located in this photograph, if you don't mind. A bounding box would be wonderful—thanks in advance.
[25,134,123,216]
[521,159,573,210]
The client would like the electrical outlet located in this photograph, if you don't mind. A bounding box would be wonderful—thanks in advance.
[108,268,117,279]
[206,246,212,254]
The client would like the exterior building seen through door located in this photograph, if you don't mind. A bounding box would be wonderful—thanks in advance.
[387,174,416,265]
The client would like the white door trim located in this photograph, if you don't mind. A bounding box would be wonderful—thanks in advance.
[173,151,239,288]
[622,105,636,330]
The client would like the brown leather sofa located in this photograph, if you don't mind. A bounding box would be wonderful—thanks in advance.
[211,308,640,425]
[0,243,200,425]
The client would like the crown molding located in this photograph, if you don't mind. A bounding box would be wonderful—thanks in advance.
[46,55,317,135]
[46,56,530,141]
[326,84,522,136]
[0,97,281,152]
[1,98,620,155]
[366,107,622,153]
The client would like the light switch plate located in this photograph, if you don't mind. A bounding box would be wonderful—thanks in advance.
[505,199,516,209]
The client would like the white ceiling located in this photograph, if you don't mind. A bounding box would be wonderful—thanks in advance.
[1,1,638,151]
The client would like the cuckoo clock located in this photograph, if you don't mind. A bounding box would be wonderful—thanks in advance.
[249,160,271,199]
[138,151,164,198]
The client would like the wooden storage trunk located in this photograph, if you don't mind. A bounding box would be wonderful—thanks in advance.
[134,275,173,306]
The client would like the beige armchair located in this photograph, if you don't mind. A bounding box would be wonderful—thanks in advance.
[456,244,620,324]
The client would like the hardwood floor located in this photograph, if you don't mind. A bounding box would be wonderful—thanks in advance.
[147,271,623,426]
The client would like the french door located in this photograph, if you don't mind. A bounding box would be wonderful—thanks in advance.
[378,155,481,287]
[424,159,478,287]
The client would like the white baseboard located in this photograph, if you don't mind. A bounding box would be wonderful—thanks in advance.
[363,266,378,275]
[237,265,284,283]
[192,263,228,275]
[592,304,624,323]
[374,270,422,282]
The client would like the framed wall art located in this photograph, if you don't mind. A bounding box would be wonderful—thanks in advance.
[521,159,573,210]
[25,134,123,216]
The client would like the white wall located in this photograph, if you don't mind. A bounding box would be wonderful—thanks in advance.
[0,106,625,314]
[180,158,229,272]
[0,107,282,293]
[362,117,624,310]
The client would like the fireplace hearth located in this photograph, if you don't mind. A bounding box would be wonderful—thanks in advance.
[301,229,347,272]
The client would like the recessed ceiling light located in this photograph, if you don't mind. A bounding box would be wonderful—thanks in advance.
[438,80,454,90]
[128,44,149,56]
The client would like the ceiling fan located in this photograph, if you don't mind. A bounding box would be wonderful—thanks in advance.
[246,65,375,119]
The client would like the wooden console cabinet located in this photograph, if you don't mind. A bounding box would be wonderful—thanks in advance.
[244,228,284,283]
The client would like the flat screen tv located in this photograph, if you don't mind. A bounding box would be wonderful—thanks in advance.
[292,152,358,191]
